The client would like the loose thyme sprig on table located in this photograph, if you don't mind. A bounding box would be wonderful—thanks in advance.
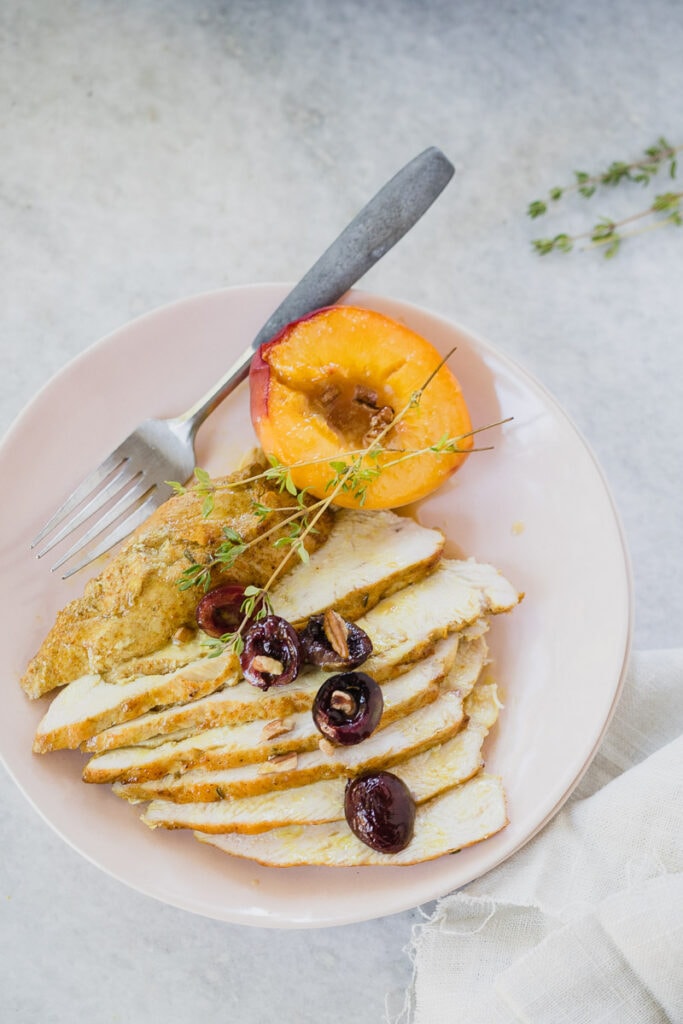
[172,351,511,656]
[528,137,680,217]
[528,137,682,257]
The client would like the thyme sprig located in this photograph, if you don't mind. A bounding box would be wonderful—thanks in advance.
[381,418,513,470]
[528,137,681,218]
[528,137,682,258]
[177,527,249,591]
[532,190,683,259]
[167,467,216,517]
[178,492,324,594]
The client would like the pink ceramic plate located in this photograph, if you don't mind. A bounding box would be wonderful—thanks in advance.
[0,285,632,928]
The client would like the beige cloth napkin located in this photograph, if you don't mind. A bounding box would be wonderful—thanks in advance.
[393,650,683,1024]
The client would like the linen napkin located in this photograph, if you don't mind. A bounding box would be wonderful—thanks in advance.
[393,649,683,1024]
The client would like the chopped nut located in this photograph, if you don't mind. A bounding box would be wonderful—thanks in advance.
[251,655,284,676]
[172,625,195,645]
[330,689,356,715]
[318,737,336,757]
[260,718,294,742]
[257,751,298,774]
[362,405,394,446]
[323,608,350,660]
[353,384,379,408]
[319,383,342,407]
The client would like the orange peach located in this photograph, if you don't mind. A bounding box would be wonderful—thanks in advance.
[249,306,472,509]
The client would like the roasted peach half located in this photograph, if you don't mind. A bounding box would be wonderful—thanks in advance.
[249,306,473,509]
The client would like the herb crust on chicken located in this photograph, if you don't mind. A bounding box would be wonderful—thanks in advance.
[21,457,333,699]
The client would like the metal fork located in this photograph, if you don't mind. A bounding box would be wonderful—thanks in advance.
[32,147,455,578]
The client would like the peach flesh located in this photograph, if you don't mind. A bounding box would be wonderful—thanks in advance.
[249,306,473,509]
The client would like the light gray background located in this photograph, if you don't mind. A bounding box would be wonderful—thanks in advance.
[1,1,682,1021]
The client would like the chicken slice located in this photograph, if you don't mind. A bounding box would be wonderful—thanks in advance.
[140,676,500,834]
[33,652,238,754]
[83,667,329,755]
[196,773,507,866]
[269,509,444,626]
[360,558,518,676]
[83,635,463,785]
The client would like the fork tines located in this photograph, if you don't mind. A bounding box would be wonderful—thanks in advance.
[31,449,159,578]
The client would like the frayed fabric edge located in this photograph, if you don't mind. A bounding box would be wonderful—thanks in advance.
[384,893,545,1024]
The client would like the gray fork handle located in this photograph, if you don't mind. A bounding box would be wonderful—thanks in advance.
[176,146,454,437]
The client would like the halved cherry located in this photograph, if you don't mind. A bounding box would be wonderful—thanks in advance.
[240,615,302,690]
[312,671,383,745]
[195,584,261,638]
[299,609,373,671]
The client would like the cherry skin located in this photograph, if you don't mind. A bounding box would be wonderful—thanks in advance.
[344,771,416,853]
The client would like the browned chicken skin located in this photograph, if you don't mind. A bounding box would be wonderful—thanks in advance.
[21,458,333,698]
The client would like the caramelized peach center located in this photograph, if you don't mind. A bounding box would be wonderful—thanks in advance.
[308,378,395,448]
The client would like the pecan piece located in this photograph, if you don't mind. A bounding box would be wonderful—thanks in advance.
[260,718,294,742]
[250,654,284,676]
[323,608,350,660]
[257,751,299,774]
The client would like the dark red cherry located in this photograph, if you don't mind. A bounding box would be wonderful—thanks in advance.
[344,771,415,853]
[312,671,383,745]
[240,615,302,690]
[196,584,256,638]
[299,610,373,671]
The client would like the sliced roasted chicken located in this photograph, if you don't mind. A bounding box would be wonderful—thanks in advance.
[360,558,518,676]
[113,686,467,803]
[112,637,487,803]
[33,512,453,753]
[269,509,444,626]
[140,676,499,834]
[80,555,516,756]
[83,636,463,785]
[33,652,238,754]
[196,773,507,866]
